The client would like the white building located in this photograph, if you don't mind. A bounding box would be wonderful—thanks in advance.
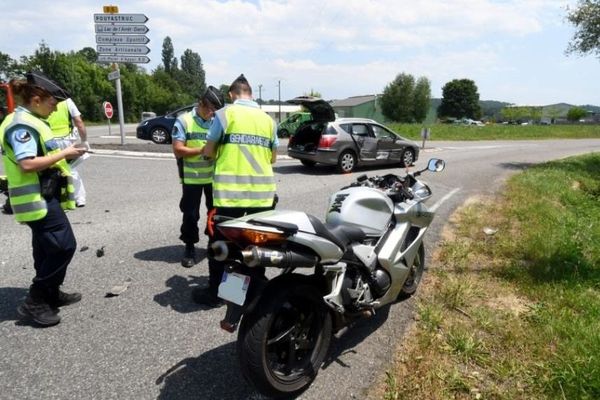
[258,104,301,123]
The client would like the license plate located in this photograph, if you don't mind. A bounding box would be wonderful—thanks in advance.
[218,272,251,306]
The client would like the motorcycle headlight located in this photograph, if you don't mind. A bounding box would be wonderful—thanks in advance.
[412,183,432,199]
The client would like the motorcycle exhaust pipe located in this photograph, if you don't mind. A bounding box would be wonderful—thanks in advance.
[241,246,317,268]
[208,241,242,262]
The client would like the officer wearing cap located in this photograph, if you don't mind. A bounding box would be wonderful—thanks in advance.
[0,71,87,326]
[172,86,224,267]
[196,74,278,307]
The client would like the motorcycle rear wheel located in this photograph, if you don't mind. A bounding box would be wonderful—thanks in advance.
[237,284,332,398]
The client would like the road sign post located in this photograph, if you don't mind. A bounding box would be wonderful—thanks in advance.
[103,101,114,136]
[94,8,150,145]
[420,127,430,149]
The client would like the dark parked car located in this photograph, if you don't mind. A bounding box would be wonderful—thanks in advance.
[287,96,419,173]
[136,105,194,144]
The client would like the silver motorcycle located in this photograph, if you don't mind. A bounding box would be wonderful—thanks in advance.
[210,158,446,398]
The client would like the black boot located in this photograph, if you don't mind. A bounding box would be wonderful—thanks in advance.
[181,243,196,268]
[17,296,61,327]
[47,289,82,308]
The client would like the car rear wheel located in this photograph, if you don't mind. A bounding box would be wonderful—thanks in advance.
[278,129,289,138]
[151,127,170,144]
[401,149,415,167]
[300,159,316,167]
[337,150,356,174]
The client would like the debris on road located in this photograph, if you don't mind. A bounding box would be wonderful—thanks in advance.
[105,278,133,298]
[96,246,105,257]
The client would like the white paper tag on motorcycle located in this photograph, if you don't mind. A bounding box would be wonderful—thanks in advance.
[218,272,250,306]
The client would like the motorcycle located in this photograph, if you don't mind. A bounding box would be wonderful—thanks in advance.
[209,158,446,398]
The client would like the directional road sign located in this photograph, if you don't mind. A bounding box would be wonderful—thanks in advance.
[96,35,150,45]
[97,55,151,64]
[94,14,148,23]
[97,45,150,55]
[95,24,149,34]
[107,70,120,81]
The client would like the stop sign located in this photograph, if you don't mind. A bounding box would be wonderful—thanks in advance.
[103,101,114,119]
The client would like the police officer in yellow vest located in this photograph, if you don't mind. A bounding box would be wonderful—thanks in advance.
[46,97,89,207]
[196,74,278,307]
[0,71,87,327]
[172,86,224,268]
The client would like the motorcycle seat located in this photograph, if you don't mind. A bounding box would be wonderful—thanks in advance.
[307,214,366,250]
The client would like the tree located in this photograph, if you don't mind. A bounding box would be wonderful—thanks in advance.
[219,84,232,104]
[437,79,482,119]
[412,77,431,123]
[161,37,175,73]
[566,0,600,57]
[380,73,431,123]
[0,51,16,81]
[304,89,322,98]
[380,73,415,122]
[76,47,97,64]
[567,106,587,121]
[176,49,206,98]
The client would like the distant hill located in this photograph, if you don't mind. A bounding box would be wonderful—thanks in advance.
[426,99,599,122]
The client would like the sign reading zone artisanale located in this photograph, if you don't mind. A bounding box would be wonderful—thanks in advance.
[94,11,150,64]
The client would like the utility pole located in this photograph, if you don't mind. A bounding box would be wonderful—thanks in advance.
[277,80,281,123]
[258,84,263,108]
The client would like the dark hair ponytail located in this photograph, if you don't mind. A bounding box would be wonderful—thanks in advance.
[10,78,52,106]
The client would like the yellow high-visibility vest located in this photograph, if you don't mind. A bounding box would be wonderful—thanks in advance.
[1,109,75,222]
[178,111,213,185]
[213,104,276,208]
[46,100,72,136]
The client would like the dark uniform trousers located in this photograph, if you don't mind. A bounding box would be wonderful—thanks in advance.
[25,196,76,302]
[207,205,273,295]
[179,183,213,245]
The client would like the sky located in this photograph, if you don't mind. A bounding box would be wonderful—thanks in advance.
[1,0,598,106]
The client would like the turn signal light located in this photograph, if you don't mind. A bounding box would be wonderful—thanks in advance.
[217,226,286,246]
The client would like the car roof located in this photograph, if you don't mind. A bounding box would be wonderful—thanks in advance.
[334,118,379,124]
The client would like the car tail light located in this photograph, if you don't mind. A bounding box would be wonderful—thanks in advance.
[318,135,337,149]
[288,135,295,146]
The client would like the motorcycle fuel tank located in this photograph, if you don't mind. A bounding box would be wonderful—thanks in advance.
[325,187,393,236]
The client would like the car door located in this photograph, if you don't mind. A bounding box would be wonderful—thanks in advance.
[371,124,403,162]
[350,123,378,160]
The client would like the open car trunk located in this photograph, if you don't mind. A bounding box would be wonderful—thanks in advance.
[288,122,327,153]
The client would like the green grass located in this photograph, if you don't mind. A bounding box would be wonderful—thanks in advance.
[387,123,600,141]
[381,152,600,399]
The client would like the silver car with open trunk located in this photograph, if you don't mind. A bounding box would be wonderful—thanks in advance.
[286,96,420,173]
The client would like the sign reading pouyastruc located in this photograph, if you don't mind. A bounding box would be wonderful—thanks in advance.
[94,9,150,64]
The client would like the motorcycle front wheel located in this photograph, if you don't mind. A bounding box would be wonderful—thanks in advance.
[400,242,425,297]
[237,283,332,398]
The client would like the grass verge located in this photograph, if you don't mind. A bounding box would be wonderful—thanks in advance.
[378,152,600,399]
[387,123,600,141]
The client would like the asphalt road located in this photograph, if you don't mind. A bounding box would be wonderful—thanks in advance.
[1,139,599,399]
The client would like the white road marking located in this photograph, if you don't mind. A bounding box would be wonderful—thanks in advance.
[429,187,461,212]
[90,152,293,161]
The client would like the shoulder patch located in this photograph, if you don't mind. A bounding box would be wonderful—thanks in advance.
[16,131,32,143]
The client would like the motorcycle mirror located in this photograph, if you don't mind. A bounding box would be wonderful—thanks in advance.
[427,158,445,172]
